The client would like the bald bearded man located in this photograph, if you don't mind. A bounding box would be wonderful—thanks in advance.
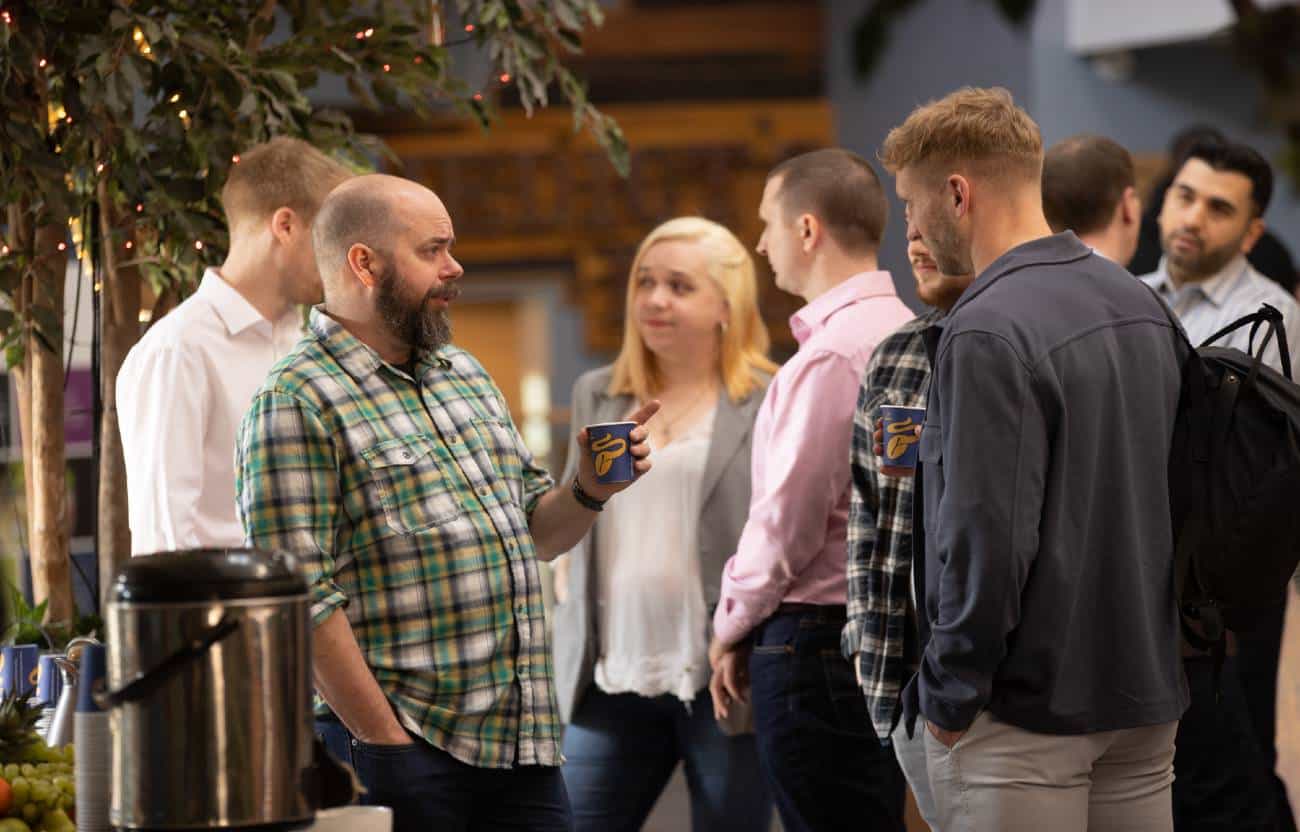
[236,175,659,831]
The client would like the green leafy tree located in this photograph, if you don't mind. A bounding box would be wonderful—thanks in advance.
[1,0,626,621]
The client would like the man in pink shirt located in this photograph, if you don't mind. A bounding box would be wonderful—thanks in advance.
[708,149,914,831]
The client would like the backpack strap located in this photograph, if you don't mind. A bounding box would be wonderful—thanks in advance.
[1201,303,1292,381]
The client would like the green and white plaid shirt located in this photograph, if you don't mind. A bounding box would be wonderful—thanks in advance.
[235,308,561,769]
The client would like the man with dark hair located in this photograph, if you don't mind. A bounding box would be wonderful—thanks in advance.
[883,86,1188,829]
[236,174,659,831]
[117,136,353,555]
[1141,138,1300,832]
[1132,126,1298,293]
[707,148,912,831]
[1042,134,1142,266]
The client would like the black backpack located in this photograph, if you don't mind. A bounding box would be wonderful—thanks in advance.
[1167,303,1300,655]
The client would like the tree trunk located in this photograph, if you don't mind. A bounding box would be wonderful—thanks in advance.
[7,206,35,551]
[28,223,73,623]
[96,191,140,600]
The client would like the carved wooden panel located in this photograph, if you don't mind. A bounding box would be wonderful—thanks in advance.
[381,99,834,350]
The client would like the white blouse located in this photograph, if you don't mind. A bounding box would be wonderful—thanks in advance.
[593,409,716,703]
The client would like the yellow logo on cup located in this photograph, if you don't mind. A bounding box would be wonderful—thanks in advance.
[27,667,38,687]
[886,418,920,460]
[591,433,628,476]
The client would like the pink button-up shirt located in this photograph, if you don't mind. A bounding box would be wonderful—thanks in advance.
[713,271,914,646]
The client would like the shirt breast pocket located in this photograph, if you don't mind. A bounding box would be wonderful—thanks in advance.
[918,422,944,535]
[362,436,463,534]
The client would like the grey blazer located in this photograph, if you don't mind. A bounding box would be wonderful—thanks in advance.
[551,365,768,722]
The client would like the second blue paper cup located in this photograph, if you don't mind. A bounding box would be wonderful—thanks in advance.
[586,421,637,484]
[879,405,926,472]
[0,644,40,698]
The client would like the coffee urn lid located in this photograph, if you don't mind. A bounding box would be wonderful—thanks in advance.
[110,548,308,603]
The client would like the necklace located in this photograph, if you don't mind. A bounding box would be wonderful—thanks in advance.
[652,382,716,445]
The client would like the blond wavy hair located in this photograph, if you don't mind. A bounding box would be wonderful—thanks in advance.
[879,86,1043,182]
[608,217,778,403]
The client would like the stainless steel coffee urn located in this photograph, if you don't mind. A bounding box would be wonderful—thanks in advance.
[103,549,319,830]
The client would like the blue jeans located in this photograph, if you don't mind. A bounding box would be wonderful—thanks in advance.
[748,608,905,832]
[561,686,772,831]
[315,717,572,832]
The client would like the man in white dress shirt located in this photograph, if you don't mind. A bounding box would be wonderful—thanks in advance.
[1140,136,1300,831]
[117,137,352,555]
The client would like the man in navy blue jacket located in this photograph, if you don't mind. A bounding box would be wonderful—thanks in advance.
[879,87,1190,831]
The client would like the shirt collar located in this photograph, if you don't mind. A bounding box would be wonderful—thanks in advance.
[197,269,270,336]
[1150,254,1250,309]
[308,307,451,383]
[789,271,897,344]
[948,232,1093,317]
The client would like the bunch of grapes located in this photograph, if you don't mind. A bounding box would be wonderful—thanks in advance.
[0,745,76,832]
[0,696,75,831]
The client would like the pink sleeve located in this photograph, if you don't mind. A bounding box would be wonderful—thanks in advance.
[712,350,863,645]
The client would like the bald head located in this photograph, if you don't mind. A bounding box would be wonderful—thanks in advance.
[312,174,450,294]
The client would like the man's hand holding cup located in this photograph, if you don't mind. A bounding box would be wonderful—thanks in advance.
[877,404,925,477]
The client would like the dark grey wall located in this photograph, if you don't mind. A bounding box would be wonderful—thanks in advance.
[1028,0,1300,261]
[827,0,1300,309]
[826,0,1032,310]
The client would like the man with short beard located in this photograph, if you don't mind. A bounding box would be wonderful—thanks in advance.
[842,232,974,829]
[881,87,1189,830]
[1141,139,1300,370]
[1141,139,1300,832]
[235,174,659,832]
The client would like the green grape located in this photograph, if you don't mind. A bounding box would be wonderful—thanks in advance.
[16,766,32,779]
[9,776,29,808]
[26,783,48,808]
[2,764,17,781]
[18,803,36,824]
[48,778,69,798]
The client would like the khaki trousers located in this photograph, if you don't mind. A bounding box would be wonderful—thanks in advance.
[924,711,1178,832]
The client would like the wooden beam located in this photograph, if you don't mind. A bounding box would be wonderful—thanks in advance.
[578,1,823,60]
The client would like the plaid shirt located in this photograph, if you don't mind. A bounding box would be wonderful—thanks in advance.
[841,309,940,740]
[235,309,561,769]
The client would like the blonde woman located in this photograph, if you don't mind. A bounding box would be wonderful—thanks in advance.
[553,217,777,831]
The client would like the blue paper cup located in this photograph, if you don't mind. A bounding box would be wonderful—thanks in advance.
[586,421,637,484]
[1,644,40,698]
[879,405,926,474]
[36,653,64,707]
[76,642,107,713]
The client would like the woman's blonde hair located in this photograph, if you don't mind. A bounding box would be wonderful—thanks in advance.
[608,217,778,403]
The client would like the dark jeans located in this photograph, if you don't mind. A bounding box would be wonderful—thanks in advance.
[1236,600,1297,832]
[1173,655,1277,832]
[315,717,572,832]
[748,608,905,832]
[561,686,772,831]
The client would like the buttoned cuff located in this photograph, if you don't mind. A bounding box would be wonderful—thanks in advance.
[840,617,867,662]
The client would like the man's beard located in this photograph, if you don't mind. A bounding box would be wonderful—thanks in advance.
[1162,227,1244,280]
[375,262,454,353]
[925,211,974,277]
